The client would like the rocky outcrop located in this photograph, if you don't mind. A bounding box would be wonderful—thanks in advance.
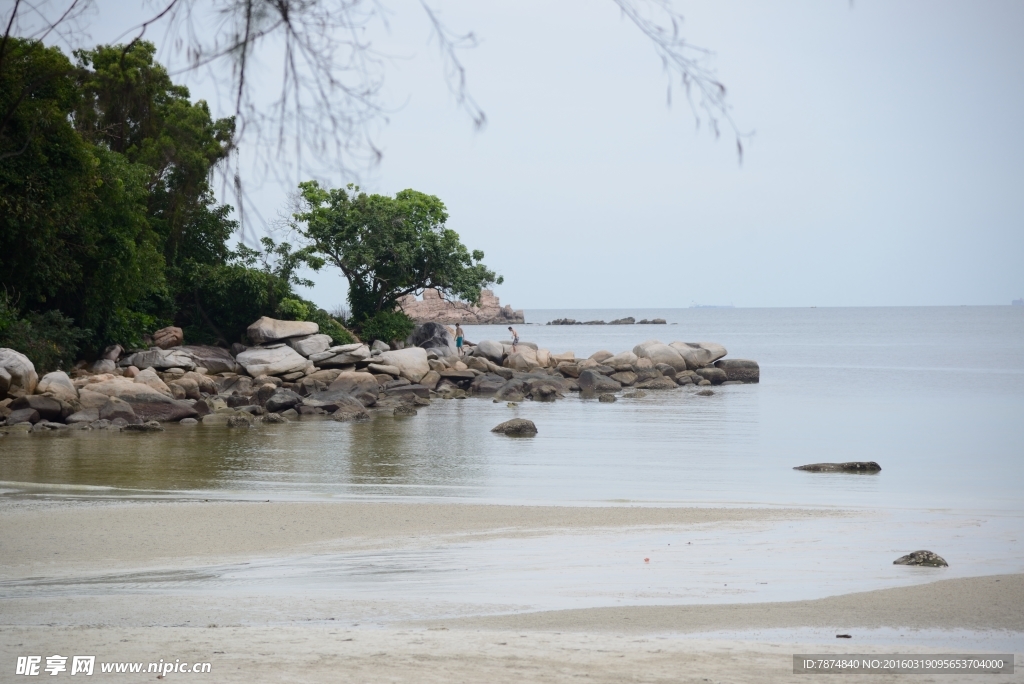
[491,418,537,435]
[715,359,759,383]
[397,288,524,325]
[408,322,458,358]
[794,462,881,473]
[246,316,319,346]
[893,550,948,567]
[0,348,38,396]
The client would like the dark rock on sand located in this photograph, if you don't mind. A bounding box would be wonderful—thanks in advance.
[893,550,948,567]
[793,462,881,473]
[491,418,538,436]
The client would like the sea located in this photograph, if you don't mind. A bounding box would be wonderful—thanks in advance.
[2,306,1022,622]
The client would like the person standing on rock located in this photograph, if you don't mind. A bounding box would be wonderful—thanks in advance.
[455,324,465,356]
[508,326,519,352]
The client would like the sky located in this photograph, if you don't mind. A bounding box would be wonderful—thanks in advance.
[50,0,1024,309]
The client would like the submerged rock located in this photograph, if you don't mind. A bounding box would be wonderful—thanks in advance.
[793,462,881,473]
[893,550,948,567]
[598,393,616,403]
[491,418,538,436]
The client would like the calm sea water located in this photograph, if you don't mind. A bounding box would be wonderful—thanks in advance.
[3,306,1021,511]
[2,306,1023,617]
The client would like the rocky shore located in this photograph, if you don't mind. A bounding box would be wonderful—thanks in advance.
[397,288,524,325]
[0,317,758,434]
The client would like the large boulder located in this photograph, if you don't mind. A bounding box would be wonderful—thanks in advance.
[236,345,310,377]
[470,373,508,396]
[119,348,195,371]
[82,377,197,422]
[0,348,38,395]
[36,371,78,402]
[474,340,505,364]
[377,348,430,383]
[491,418,538,436]
[505,349,540,372]
[893,550,948,567]
[134,368,173,396]
[152,326,184,349]
[668,342,728,369]
[632,341,688,371]
[246,316,318,345]
[0,366,9,397]
[715,359,759,383]
[285,334,333,358]
[601,351,638,372]
[408,322,458,358]
[694,367,728,385]
[326,371,380,406]
[578,369,622,393]
[99,397,138,423]
[180,345,241,374]
[265,388,304,413]
[8,407,40,424]
[312,343,370,367]
[10,395,63,421]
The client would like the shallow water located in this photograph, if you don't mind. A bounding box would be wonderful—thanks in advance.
[2,306,1023,623]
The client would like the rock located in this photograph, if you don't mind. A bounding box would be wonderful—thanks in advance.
[180,345,241,374]
[236,345,310,377]
[265,388,303,413]
[408,322,459,358]
[327,371,380,406]
[367,363,401,377]
[125,420,165,432]
[633,341,688,371]
[377,347,430,383]
[668,342,727,369]
[505,349,540,371]
[384,377,411,390]
[474,340,505,364]
[152,326,184,349]
[101,344,124,361]
[609,317,635,325]
[893,550,948,567]
[386,384,430,399]
[715,359,760,383]
[77,389,109,409]
[8,408,40,424]
[255,383,277,407]
[331,401,370,422]
[10,395,63,421]
[201,413,231,425]
[393,405,418,417]
[634,376,677,390]
[0,366,9,397]
[578,369,622,393]
[90,359,117,374]
[36,371,78,402]
[285,333,333,357]
[694,367,728,385]
[697,379,712,386]
[66,408,99,424]
[695,389,715,396]
[598,393,616,403]
[609,371,637,386]
[491,418,538,435]
[470,373,507,396]
[218,375,254,395]
[397,288,524,325]
[530,385,559,402]
[180,417,199,425]
[622,390,647,399]
[124,366,140,378]
[438,369,476,385]
[0,348,38,395]
[638,318,666,324]
[262,412,288,424]
[226,414,254,428]
[86,378,197,422]
[601,351,639,371]
[134,367,173,396]
[589,350,613,363]
[230,342,246,357]
[99,397,138,423]
[121,348,195,371]
[246,316,319,345]
[419,370,441,390]
[556,362,581,379]
[793,462,882,473]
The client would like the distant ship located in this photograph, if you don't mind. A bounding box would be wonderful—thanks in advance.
[1014,298,1024,306]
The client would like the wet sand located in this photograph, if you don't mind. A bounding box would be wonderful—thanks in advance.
[1,500,1021,682]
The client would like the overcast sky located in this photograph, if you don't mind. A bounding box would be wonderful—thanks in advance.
[79,1,1024,309]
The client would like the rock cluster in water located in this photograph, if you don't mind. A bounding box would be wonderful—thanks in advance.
[396,288,524,325]
[548,317,666,325]
[893,550,948,567]
[0,318,759,434]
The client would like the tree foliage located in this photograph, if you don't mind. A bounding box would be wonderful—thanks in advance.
[293,181,502,328]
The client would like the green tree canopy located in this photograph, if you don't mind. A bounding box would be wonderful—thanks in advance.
[294,181,502,326]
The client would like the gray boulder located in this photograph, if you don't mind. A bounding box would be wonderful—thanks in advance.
[377,347,430,383]
[326,371,380,406]
[265,388,304,413]
[8,408,40,424]
[715,359,760,383]
[609,317,635,325]
[474,340,505,364]
[601,351,638,372]
[180,345,241,374]
[90,359,117,374]
[609,371,637,386]
[372,340,391,352]
[694,367,728,385]
[633,341,689,371]
[236,345,310,377]
[0,348,38,395]
[99,397,138,423]
[491,418,538,435]
[36,371,78,402]
[598,393,616,403]
[66,408,100,424]
[119,348,196,371]
[286,333,333,358]
[578,369,622,393]
[10,395,64,421]
[408,322,458,358]
[246,316,319,345]
[893,550,948,567]
[470,373,507,396]
[634,376,677,390]
[152,326,184,349]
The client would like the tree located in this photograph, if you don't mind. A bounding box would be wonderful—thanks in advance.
[294,181,502,330]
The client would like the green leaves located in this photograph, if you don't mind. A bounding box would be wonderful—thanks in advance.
[293,181,501,326]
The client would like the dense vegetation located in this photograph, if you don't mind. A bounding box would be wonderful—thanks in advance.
[0,39,350,371]
[1,38,500,371]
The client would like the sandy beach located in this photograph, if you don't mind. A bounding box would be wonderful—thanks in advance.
[1,500,1020,682]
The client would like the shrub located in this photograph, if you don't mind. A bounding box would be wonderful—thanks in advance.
[358,310,414,346]
[0,293,89,373]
